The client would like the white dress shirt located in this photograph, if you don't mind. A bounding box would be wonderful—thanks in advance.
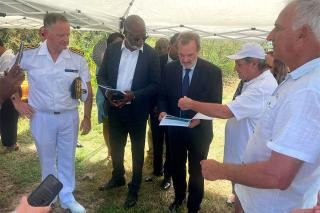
[116,41,143,91]
[224,70,277,164]
[235,58,320,213]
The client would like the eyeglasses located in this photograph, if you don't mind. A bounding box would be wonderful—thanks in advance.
[127,31,149,42]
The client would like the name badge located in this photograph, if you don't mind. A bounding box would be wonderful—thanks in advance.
[65,69,78,73]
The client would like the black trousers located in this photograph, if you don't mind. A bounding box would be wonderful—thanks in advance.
[149,110,172,178]
[108,106,147,194]
[168,126,211,212]
[0,99,19,147]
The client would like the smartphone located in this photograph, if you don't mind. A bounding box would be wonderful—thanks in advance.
[112,91,125,101]
[27,174,63,207]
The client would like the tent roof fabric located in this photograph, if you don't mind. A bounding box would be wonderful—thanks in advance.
[0,0,287,40]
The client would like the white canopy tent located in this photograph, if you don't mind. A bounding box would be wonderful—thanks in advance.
[0,0,287,40]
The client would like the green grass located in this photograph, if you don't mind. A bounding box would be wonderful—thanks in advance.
[0,80,238,213]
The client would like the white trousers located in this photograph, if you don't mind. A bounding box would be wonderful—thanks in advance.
[30,110,79,205]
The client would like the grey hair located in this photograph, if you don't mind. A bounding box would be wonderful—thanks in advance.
[291,0,320,40]
[243,57,269,72]
[44,13,68,30]
[177,31,201,51]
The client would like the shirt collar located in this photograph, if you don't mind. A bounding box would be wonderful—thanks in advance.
[168,54,174,63]
[245,69,272,85]
[288,58,320,80]
[121,40,144,53]
[38,41,49,56]
[38,41,70,59]
[182,59,197,72]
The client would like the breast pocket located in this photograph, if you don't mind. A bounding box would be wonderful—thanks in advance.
[60,68,79,91]
[266,95,278,110]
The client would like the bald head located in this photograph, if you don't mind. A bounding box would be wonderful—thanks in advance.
[124,15,147,50]
[124,15,145,33]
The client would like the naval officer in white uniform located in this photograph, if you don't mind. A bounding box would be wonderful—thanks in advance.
[13,13,92,213]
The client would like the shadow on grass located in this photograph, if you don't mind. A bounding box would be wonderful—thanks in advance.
[77,152,232,213]
[0,127,40,212]
[0,127,232,213]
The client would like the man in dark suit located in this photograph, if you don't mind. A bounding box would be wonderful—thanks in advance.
[147,33,180,190]
[97,15,160,209]
[158,32,222,213]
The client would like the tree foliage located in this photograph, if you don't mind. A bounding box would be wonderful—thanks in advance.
[1,28,256,81]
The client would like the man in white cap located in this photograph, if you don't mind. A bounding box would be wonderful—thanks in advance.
[178,42,278,206]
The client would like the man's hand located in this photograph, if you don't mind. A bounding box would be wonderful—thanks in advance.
[0,65,24,104]
[15,196,51,213]
[159,112,167,121]
[114,91,135,108]
[188,119,200,128]
[80,117,91,135]
[178,96,193,111]
[106,91,134,108]
[200,159,225,181]
[105,91,118,107]
[13,101,35,119]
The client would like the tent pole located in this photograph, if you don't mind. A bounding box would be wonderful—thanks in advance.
[119,0,135,32]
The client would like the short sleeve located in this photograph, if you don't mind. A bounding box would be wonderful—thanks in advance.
[0,54,15,72]
[267,89,320,163]
[79,56,90,83]
[227,85,268,121]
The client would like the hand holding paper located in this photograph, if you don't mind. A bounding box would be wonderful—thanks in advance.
[188,119,200,128]
[159,113,213,127]
[98,84,126,107]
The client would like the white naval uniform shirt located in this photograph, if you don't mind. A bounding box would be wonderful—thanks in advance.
[235,58,320,213]
[20,41,90,112]
[224,70,277,164]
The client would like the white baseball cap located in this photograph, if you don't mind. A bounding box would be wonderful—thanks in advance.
[227,43,265,60]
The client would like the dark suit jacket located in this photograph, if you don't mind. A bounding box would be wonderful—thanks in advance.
[159,54,169,80]
[97,41,160,121]
[158,58,222,139]
[150,54,170,111]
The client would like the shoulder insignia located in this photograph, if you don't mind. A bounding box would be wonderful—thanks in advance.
[24,44,40,51]
[69,47,84,56]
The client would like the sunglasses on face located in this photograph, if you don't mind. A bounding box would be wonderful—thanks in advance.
[127,31,149,42]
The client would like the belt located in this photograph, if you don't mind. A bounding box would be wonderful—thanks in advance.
[38,109,77,115]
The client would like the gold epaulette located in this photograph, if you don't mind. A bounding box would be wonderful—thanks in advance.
[24,44,40,51]
[69,47,84,56]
